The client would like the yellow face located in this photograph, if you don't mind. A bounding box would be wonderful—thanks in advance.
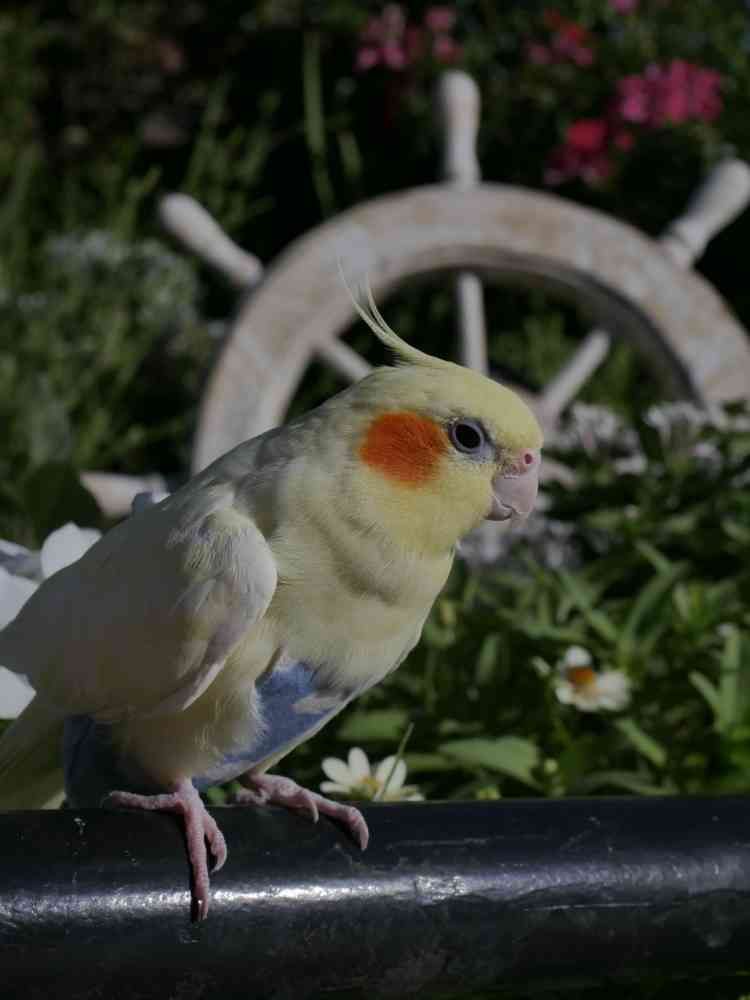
[348,364,543,555]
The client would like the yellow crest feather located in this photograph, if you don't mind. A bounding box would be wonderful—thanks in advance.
[341,270,453,371]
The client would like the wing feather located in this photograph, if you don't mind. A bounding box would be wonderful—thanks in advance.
[0,483,277,721]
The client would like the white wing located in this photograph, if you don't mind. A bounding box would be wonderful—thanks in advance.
[0,480,277,722]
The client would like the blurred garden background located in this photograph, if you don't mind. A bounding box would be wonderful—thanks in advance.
[2,2,750,993]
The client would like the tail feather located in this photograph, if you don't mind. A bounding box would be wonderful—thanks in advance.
[0,697,65,809]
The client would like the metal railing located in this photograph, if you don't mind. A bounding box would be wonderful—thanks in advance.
[2,796,750,997]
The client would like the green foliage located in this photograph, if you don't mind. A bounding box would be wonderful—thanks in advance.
[0,208,211,544]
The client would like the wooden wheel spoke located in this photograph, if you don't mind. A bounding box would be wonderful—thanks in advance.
[316,339,373,382]
[454,272,489,375]
[538,330,611,422]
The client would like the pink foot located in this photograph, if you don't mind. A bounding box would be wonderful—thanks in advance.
[235,773,369,850]
[103,778,227,921]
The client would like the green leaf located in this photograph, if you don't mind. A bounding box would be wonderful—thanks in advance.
[722,519,750,545]
[336,709,409,743]
[614,717,668,769]
[558,570,619,642]
[513,622,587,644]
[438,718,483,736]
[475,633,501,686]
[717,626,744,734]
[634,540,674,575]
[421,620,456,649]
[403,752,456,773]
[575,770,675,796]
[689,670,721,719]
[438,736,541,789]
[26,377,73,466]
[617,561,685,662]
[204,785,229,804]
[716,625,750,733]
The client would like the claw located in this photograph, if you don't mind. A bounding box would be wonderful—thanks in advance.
[103,778,227,920]
[237,773,369,849]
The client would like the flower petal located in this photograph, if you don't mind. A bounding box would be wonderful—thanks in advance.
[0,539,31,558]
[0,567,37,628]
[348,746,371,782]
[0,666,34,718]
[562,645,592,668]
[596,671,632,711]
[40,523,101,579]
[571,697,599,712]
[319,781,351,795]
[375,755,407,792]
[321,756,353,786]
[554,681,576,705]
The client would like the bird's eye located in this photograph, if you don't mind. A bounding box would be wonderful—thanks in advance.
[449,419,486,454]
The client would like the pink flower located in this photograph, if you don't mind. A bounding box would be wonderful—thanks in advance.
[653,61,692,123]
[544,117,612,186]
[611,0,639,12]
[382,40,407,69]
[525,41,552,65]
[424,6,456,33]
[355,4,460,72]
[365,3,405,42]
[432,33,460,63]
[612,128,634,151]
[355,4,409,72]
[614,60,722,127]
[554,23,594,66]
[424,5,461,64]
[662,60,722,122]
[567,118,608,153]
[616,73,651,122]
[355,47,381,72]
[529,9,595,67]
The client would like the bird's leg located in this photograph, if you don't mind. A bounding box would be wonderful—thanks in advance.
[103,778,227,921]
[234,772,369,850]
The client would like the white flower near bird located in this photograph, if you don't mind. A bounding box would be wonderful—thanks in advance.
[554,645,631,713]
[0,568,37,719]
[320,747,423,802]
[0,523,101,719]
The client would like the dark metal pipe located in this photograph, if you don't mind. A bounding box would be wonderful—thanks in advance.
[2,797,750,998]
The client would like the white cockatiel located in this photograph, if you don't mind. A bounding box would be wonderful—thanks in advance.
[0,294,542,919]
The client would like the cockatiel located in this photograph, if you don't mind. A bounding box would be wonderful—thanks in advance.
[0,292,542,918]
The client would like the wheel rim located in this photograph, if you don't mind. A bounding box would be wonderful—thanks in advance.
[193,184,750,473]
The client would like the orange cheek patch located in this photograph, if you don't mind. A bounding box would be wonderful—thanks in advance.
[360,411,447,486]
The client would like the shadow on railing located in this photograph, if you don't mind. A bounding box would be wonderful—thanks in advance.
[2,796,750,998]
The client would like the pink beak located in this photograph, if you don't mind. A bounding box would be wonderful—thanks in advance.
[487,448,541,521]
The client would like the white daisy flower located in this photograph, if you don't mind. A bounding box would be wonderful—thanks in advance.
[561,646,592,669]
[645,401,710,438]
[613,454,647,476]
[320,746,423,802]
[0,523,101,719]
[556,404,639,457]
[554,646,631,713]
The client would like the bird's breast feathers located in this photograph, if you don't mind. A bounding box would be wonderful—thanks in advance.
[193,654,366,788]
[64,654,369,803]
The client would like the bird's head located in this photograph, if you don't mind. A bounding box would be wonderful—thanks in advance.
[320,289,543,557]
